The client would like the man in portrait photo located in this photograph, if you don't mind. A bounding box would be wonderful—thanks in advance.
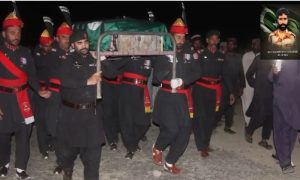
[268,8,296,49]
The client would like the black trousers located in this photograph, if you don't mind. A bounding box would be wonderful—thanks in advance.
[0,124,32,170]
[34,96,52,154]
[61,144,102,180]
[154,93,191,164]
[155,122,191,164]
[193,86,218,151]
[102,83,120,144]
[246,115,273,140]
[216,89,235,129]
[119,85,150,152]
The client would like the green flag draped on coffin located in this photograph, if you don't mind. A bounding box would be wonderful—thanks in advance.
[73,18,173,51]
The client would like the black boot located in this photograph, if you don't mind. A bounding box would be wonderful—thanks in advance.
[258,139,272,150]
[109,142,118,151]
[63,168,73,180]
[16,170,30,179]
[53,165,63,174]
[0,166,8,177]
[125,152,135,160]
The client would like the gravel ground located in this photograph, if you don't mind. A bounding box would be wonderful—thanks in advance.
[3,101,300,180]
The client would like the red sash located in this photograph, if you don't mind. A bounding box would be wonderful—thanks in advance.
[48,78,61,92]
[196,77,222,112]
[0,51,34,124]
[121,72,151,113]
[161,80,194,119]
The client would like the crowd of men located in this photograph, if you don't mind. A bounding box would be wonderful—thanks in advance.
[0,5,299,180]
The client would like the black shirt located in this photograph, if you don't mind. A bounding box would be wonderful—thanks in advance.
[152,42,201,85]
[199,48,233,93]
[60,51,116,103]
[0,43,39,92]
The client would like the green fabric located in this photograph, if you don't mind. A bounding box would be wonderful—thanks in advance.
[260,7,300,34]
[73,18,173,51]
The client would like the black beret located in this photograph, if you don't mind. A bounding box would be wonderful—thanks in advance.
[206,29,220,38]
[70,30,88,43]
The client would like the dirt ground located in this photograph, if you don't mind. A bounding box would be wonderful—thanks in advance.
[3,101,300,180]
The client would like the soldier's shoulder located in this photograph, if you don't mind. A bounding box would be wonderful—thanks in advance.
[18,46,33,56]
[269,30,278,37]
[64,51,74,59]
[216,50,225,58]
[288,31,296,37]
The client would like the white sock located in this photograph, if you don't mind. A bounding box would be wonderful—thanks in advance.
[4,163,9,168]
[16,168,24,173]
[165,162,173,167]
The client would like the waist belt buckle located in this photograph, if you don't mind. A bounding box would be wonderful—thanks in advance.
[81,104,87,109]
[13,87,20,92]
[135,79,142,84]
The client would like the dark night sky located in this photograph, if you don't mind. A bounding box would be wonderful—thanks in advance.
[0,1,296,49]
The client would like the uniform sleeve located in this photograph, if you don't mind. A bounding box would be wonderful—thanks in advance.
[222,57,234,94]
[60,58,87,88]
[238,56,246,88]
[152,55,172,83]
[183,58,202,86]
[26,50,40,92]
[246,57,258,88]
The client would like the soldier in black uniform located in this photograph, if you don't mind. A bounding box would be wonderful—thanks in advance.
[191,34,204,55]
[58,30,114,180]
[0,11,50,179]
[33,18,55,160]
[102,59,122,151]
[216,37,245,134]
[44,21,73,174]
[152,18,201,174]
[117,55,153,159]
[192,30,234,158]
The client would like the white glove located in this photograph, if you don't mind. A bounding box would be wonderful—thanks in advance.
[170,78,183,89]
[100,56,107,61]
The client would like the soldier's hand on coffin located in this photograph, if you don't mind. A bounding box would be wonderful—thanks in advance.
[100,56,107,61]
[87,71,102,85]
[272,64,280,75]
[170,78,183,89]
[229,94,235,105]
[39,90,52,99]
[0,107,3,120]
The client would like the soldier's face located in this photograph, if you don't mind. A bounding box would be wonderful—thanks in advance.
[57,34,70,50]
[251,39,261,52]
[277,14,288,31]
[2,26,21,46]
[173,34,185,49]
[227,41,237,52]
[192,39,201,50]
[206,35,220,47]
[72,39,89,55]
[41,43,52,53]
